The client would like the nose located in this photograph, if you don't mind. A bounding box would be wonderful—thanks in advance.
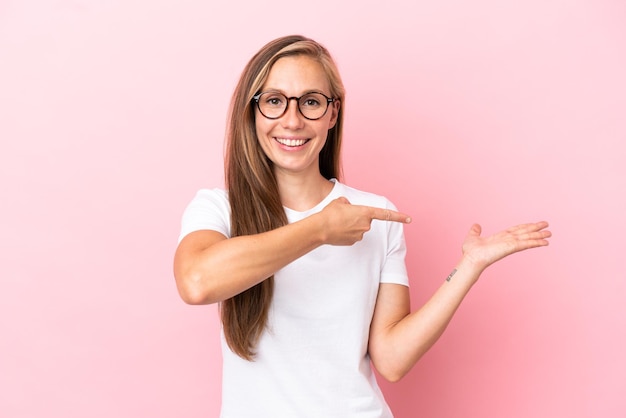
[280,97,305,129]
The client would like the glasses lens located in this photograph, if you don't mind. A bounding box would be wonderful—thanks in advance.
[258,92,287,119]
[298,93,328,120]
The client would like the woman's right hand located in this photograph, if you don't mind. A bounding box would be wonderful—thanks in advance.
[317,197,411,246]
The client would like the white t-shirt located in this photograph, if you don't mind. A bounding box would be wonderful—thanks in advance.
[179,179,409,418]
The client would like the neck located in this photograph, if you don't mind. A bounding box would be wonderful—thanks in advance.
[275,170,334,212]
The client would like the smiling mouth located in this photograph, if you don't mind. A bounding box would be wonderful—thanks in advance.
[275,137,309,147]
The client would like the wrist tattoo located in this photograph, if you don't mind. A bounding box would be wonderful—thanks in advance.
[446,268,457,282]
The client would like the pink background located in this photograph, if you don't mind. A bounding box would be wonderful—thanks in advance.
[1,1,625,417]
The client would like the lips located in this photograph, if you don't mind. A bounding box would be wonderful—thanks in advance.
[274,137,309,147]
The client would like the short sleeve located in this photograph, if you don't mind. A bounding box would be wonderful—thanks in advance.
[379,199,410,287]
[178,189,231,243]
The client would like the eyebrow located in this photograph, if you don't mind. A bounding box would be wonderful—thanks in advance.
[260,88,329,97]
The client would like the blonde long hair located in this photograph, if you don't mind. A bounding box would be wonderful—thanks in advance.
[222,35,346,360]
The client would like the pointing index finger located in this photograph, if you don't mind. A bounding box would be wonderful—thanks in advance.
[368,206,412,224]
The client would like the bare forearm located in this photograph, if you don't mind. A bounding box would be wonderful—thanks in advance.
[378,257,483,381]
[176,214,325,304]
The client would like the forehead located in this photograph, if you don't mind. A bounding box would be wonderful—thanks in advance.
[263,55,330,94]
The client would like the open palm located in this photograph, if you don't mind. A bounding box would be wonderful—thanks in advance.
[461,221,551,270]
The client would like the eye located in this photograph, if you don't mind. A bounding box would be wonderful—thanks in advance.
[300,94,322,108]
[266,97,283,106]
[261,93,285,107]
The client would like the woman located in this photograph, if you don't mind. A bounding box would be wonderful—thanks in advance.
[174,35,551,418]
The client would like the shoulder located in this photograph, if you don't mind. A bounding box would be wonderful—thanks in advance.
[190,188,229,207]
[178,188,231,242]
[184,188,231,217]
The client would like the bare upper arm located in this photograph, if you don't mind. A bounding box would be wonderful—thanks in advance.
[368,283,411,365]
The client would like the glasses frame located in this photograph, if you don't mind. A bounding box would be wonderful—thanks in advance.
[252,91,337,121]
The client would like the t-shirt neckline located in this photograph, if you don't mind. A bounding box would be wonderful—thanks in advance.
[283,178,340,221]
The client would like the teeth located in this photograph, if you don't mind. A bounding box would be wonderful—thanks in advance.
[276,138,307,147]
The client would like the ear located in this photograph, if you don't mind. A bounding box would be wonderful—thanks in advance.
[327,99,340,129]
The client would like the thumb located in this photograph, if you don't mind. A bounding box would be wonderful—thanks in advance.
[335,196,350,205]
[468,223,482,237]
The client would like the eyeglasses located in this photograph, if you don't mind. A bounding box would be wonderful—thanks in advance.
[252,91,337,121]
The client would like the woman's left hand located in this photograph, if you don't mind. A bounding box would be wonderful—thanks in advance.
[461,221,551,271]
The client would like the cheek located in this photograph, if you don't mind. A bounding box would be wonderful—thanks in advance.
[255,114,273,137]
[326,102,340,129]
[255,119,275,157]
[320,116,336,134]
